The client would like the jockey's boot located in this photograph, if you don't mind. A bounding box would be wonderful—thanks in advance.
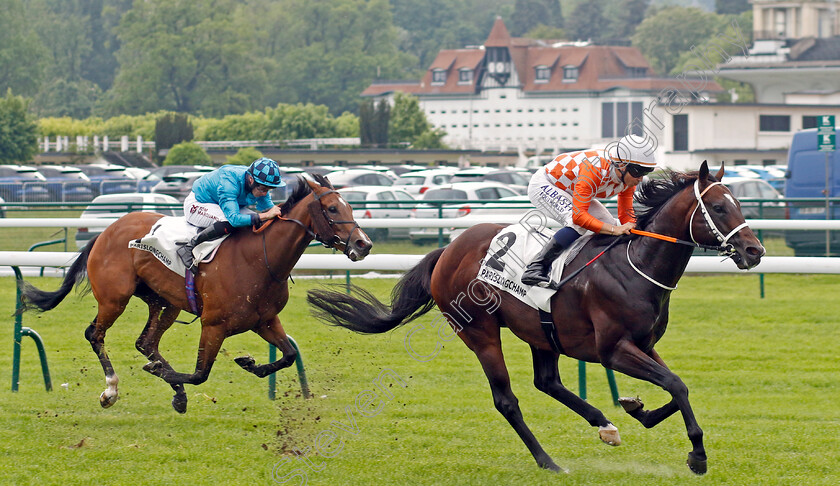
[521,227,581,287]
[177,221,234,274]
[520,238,565,287]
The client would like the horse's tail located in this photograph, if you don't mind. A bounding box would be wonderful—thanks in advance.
[307,247,445,334]
[17,235,96,313]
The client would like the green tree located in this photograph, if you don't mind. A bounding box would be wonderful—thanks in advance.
[0,0,48,98]
[155,113,194,163]
[226,147,264,166]
[163,142,211,166]
[199,112,270,141]
[632,7,719,75]
[412,127,448,149]
[524,24,566,40]
[605,0,650,44]
[510,0,562,37]
[389,93,434,147]
[106,0,269,116]
[565,0,609,43]
[264,0,415,115]
[716,0,749,15]
[0,90,39,164]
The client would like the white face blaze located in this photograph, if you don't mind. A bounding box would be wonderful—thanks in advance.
[724,193,737,208]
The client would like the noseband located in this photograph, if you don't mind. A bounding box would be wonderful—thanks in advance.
[309,189,361,257]
[688,180,749,256]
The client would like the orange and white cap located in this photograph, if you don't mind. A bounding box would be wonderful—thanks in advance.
[607,135,657,168]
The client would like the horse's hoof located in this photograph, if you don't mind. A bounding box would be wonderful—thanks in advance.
[539,461,569,474]
[99,391,119,408]
[172,393,188,414]
[598,423,621,446]
[618,396,644,413]
[234,356,256,370]
[687,453,707,475]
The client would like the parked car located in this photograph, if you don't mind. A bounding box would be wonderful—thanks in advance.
[36,165,95,202]
[736,165,786,192]
[338,186,417,240]
[451,168,530,194]
[784,127,840,255]
[392,168,456,195]
[75,193,182,249]
[390,164,429,176]
[722,177,786,220]
[73,164,138,196]
[136,165,215,192]
[325,168,395,188]
[0,165,51,202]
[151,171,208,200]
[409,182,521,243]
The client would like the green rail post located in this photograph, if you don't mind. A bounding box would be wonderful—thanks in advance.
[11,266,52,392]
[28,237,68,277]
[437,203,444,248]
[578,361,620,406]
[267,335,311,400]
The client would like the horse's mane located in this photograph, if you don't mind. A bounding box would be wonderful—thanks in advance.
[633,169,719,230]
[279,174,334,213]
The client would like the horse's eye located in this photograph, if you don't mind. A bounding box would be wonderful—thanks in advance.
[712,204,724,213]
[328,206,338,213]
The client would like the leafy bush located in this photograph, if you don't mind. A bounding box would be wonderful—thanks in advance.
[0,90,39,164]
[155,112,194,162]
[163,142,211,166]
[226,147,263,166]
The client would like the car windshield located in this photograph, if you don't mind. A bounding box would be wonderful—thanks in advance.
[340,191,367,201]
[396,176,425,186]
[38,168,79,179]
[83,197,147,215]
[424,189,467,200]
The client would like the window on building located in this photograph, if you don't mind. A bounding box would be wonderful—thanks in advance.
[627,67,647,78]
[563,65,579,82]
[803,116,818,129]
[759,115,790,132]
[673,114,688,151]
[535,66,550,83]
[774,8,787,37]
[432,69,447,85]
[630,102,643,136]
[458,69,473,84]
[616,102,629,136]
[602,102,614,138]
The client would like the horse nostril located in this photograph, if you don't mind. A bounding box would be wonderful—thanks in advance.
[356,239,371,251]
[747,245,765,257]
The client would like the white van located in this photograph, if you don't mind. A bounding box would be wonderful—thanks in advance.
[75,193,182,249]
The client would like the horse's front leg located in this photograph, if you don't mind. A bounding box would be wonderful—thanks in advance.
[143,324,226,413]
[234,315,297,378]
[602,338,707,475]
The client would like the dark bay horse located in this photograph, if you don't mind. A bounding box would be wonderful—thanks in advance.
[307,163,764,474]
[19,175,371,413]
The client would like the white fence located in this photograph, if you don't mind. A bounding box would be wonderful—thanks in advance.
[1,217,840,275]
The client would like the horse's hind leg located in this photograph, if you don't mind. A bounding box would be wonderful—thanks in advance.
[530,346,620,446]
[85,299,129,408]
[135,300,187,412]
[460,324,564,472]
[234,315,297,378]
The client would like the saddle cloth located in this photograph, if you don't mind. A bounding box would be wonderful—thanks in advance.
[476,224,590,313]
[128,216,229,277]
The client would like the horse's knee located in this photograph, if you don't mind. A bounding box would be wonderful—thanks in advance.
[493,394,521,419]
[663,375,688,398]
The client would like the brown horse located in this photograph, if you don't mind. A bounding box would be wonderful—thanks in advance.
[19,175,371,413]
[307,162,764,474]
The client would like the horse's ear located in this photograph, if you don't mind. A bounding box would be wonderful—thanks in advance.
[699,160,709,180]
[715,161,725,181]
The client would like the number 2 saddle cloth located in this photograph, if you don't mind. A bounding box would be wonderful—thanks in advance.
[476,223,590,313]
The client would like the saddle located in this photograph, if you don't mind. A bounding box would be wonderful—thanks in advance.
[476,224,590,313]
[128,216,229,278]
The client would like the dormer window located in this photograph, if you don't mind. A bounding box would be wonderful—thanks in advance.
[563,65,579,83]
[458,68,473,84]
[432,69,447,85]
[627,67,647,78]
[535,66,550,83]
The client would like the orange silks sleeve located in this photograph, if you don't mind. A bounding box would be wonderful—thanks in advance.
[616,186,636,224]
[570,162,605,233]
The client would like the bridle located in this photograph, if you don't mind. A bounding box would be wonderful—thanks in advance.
[688,180,748,257]
[308,188,362,257]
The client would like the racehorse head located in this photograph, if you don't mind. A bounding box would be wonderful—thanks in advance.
[688,161,765,270]
[303,174,372,261]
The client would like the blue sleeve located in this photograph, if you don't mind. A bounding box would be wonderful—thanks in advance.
[217,171,254,227]
[255,194,274,212]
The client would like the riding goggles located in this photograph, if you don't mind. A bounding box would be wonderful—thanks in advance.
[626,163,655,178]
